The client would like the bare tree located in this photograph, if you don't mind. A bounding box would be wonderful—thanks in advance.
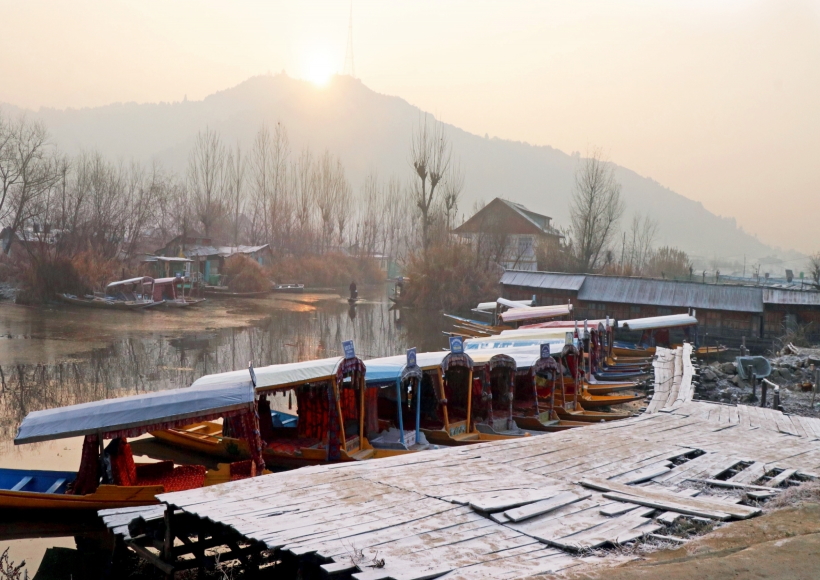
[187,127,226,237]
[0,114,58,254]
[410,115,451,252]
[293,148,317,253]
[249,123,290,246]
[569,148,625,272]
[226,143,246,246]
[623,212,658,274]
[441,158,464,235]
[808,252,820,286]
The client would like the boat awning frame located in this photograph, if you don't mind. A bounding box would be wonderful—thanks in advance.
[15,382,255,445]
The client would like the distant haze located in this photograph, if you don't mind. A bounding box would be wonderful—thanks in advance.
[1,1,819,257]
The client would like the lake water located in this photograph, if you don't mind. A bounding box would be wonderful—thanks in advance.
[0,285,449,573]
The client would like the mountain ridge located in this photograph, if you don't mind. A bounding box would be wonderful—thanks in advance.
[2,74,800,269]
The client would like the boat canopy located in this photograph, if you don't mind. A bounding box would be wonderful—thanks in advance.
[499,304,573,323]
[145,256,193,263]
[15,382,254,445]
[106,276,154,288]
[364,352,448,385]
[475,298,533,311]
[520,318,614,329]
[153,277,181,285]
[192,356,357,392]
[618,314,697,331]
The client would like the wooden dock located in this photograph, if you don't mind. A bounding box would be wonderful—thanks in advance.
[102,344,820,579]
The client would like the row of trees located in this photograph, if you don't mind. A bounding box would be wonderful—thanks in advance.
[0,111,457,269]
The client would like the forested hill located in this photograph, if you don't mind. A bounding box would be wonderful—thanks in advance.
[7,74,794,265]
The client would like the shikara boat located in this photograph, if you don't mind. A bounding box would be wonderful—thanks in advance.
[273,283,305,293]
[7,382,264,510]
[57,293,161,310]
[155,354,416,469]
[58,276,164,310]
[153,276,206,307]
[611,313,699,357]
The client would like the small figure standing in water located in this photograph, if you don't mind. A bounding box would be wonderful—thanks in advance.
[349,280,358,301]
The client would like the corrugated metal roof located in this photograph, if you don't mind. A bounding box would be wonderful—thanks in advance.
[578,277,763,313]
[500,271,586,291]
[763,288,820,306]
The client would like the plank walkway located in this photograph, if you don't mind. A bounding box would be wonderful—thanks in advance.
[102,344,820,579]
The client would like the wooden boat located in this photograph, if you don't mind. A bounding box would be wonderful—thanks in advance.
[156,355,417,469]
[8,381,265,510]
[57,293,162,310]
[273,283,305,293]
[163,297,207,308]
[203,287,273,298]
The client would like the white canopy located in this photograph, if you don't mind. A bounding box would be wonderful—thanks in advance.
[192,357,349,392]
[106,276,153,288]
[475,298,533,311]
[618,314,697,331]
[15,382,254,445]
[499,304,573,322]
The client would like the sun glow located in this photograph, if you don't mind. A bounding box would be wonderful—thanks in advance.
[303,50,335,87]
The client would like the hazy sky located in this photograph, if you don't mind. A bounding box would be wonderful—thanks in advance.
[2,1,819,253]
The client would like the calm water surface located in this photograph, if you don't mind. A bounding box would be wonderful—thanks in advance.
[0,285,448,572]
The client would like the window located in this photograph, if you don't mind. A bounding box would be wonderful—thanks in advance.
[517,236,533,256]
[657,307,672,316]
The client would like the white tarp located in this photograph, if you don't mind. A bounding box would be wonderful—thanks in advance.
[15,382,254,444]
[499,304,573,322]
[475,299,532,311]
[618,314,697,331]
[106,276,153,288]
[192,357,346,392]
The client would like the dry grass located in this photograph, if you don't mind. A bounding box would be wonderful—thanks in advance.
[270,253,385,287]
[765,480,820,510]
[222,254,270,293]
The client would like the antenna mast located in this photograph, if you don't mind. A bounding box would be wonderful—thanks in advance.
[343,2,355,78]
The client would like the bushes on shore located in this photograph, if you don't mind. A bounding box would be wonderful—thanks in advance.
[270,253,385,288]
[402,244,500,311]
[222,254,270,293]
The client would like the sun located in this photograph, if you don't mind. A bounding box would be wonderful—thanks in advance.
[303,51,335,87]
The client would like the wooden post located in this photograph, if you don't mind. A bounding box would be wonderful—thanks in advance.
[437,369,449,433]
[533,370,539,416]
[760,378,768,408]
[395,378,405,437]
[333,378,346,449]
[507,368,514,429]
[163,505,174,580]
[751,375,757,400]
[358,372,365,448]
[465,367,473,434]
[414,377,422,445]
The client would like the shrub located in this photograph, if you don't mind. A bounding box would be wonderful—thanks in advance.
[15,254,87,304]
[270,253,385,288]
[222,254,269,292]
[402,244,501,311]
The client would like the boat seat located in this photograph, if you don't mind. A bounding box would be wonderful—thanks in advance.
[11,476,32,491]
[45,478,66,494]
[349,449,375,461]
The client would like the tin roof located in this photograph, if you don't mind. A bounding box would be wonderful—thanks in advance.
[763,288,820,306]
[500,271,586,291]
[578,276,764,313]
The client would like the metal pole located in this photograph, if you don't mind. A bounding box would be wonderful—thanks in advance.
[415,377,421,445]
[396,378,405,437]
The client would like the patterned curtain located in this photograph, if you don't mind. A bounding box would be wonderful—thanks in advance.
[69,434,100,495]
[326,383,341,461]
[231,407,265,473]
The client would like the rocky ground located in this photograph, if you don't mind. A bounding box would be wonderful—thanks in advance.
[693,348,820,418]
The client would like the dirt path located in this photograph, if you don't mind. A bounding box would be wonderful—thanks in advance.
[563,503,820,580]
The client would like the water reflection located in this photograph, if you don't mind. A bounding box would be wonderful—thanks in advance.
[0,290,447,448]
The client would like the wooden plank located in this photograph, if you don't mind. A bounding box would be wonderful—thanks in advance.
[579,479,761,519]
[504,491,591,523]
[600,502,639,516]
[765,468,797,488]
[688,478,781,492]
[601,491,731,520]
[728,461,768,485]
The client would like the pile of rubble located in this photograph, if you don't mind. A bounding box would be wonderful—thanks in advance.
[694,346,820,418]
